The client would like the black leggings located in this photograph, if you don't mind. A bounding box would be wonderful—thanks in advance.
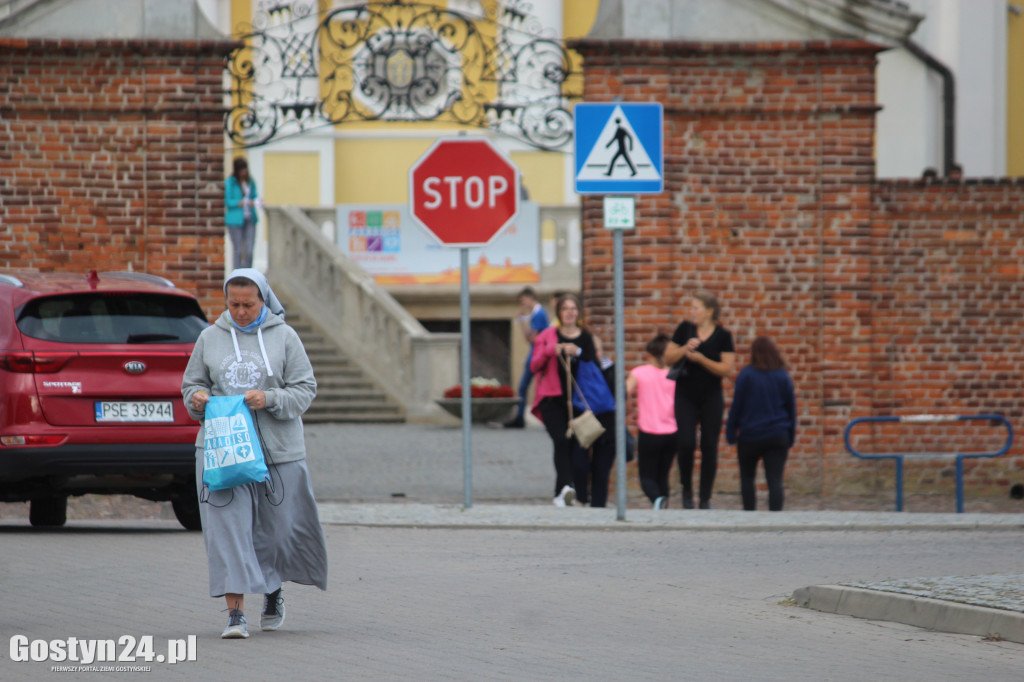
[637,431,677,504]
[737,436,789,511]
[570,411,615,508]
[538,397,574,498]
[675,389,724,503]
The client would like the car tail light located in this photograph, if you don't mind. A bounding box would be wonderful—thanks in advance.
[1,434,67,446]
[33,352,78,372]
[0,352,34,373]
[0,352,77,373]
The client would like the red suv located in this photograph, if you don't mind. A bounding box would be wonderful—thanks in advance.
[0,270,208,529]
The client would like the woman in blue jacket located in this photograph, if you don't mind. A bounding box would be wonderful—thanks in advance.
[225,157,260,269]
[726,336,796,511]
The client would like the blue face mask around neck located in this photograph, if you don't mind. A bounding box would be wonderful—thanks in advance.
[231,304,268,332]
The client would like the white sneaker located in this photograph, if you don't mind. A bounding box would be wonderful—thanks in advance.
[221,609,249,639]
[553,494,566,507]
[653,496,665,510]
[559,485,576,507]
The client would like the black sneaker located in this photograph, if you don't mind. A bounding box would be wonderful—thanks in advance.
[503,417,525,428]
[261,588,285,631]
[682,495,695,510]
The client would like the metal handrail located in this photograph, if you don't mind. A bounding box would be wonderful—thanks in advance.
[844,413,1014,513]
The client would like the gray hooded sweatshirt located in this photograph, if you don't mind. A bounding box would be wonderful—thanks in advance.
[181,310,316,464]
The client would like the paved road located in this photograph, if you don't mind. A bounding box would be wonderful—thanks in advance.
[2,421,1024,680]
[2,522,1024,680]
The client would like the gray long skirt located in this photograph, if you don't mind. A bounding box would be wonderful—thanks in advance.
[195,450,328,598]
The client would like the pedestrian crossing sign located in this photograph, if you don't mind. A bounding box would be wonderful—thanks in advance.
[574,102,663,194]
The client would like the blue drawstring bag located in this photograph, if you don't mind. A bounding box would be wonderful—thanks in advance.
[201,394,269,491]
[571,359,616,415]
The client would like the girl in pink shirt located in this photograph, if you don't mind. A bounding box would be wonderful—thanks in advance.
[626,334,678,509]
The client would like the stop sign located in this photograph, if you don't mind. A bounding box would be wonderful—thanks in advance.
[409,137,520,247]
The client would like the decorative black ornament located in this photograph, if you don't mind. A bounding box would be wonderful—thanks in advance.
[226,0,582,151]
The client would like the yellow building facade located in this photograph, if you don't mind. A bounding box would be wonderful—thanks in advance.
[227,0,599,387]
[1008,7,1024,176]
[233,0,599,210]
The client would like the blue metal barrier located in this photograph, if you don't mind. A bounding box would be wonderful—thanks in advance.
[843,413,1014,513]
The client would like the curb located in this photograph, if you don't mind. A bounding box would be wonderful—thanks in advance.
[792,584,1024,644]
[316,503,1024,531]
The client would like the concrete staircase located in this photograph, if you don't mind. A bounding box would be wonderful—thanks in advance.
[286,309,405,423]
[268,206,461,423]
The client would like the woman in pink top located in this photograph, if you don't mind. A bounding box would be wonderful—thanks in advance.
[626,334,678,509]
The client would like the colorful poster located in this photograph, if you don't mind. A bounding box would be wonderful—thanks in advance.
[336,201,540,284]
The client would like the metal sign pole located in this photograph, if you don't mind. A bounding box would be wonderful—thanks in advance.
[603,196,634,521]
[460,247,473,508]
[407,134,520,512]
[613,226,627,521]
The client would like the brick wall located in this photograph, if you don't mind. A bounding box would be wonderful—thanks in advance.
[0,39,232,319]
[868,180,1024,494]
[571,39,1024,500]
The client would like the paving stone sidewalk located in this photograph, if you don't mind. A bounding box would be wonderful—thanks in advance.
[3,421,1023,645]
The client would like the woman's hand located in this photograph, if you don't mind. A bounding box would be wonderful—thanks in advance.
[244,389,267,410]
[557,343,580,357]
[680,337,705,363]
[685,349,710,369]
[191,390,210,412]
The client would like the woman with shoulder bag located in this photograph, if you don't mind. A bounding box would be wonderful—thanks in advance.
[530,294,616,507]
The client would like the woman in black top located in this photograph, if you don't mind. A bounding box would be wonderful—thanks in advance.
[663,291,735,509]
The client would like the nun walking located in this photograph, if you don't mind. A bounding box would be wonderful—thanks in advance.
[182,268,328,639]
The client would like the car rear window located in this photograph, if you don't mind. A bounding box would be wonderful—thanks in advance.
[16,293,209,344]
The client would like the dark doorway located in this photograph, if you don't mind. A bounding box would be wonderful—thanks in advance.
[421,319,511,386]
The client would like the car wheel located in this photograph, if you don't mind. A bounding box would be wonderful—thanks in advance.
[29,496,68,527]
[172,484,202,531]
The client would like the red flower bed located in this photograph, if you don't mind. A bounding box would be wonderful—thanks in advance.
[443,384,515,399]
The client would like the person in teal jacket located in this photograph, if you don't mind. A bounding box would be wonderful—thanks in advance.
[225,157,261,269]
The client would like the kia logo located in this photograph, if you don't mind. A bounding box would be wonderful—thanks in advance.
[124,361,147,375]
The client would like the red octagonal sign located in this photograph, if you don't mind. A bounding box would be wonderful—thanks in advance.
[409,137,520,247]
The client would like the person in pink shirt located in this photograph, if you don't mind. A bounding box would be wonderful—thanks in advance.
[626,334,678,509]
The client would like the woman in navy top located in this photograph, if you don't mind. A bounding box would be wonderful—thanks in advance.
[726,336,797,511]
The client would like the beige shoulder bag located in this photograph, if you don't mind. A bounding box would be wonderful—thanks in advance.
[562,353,606,449]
